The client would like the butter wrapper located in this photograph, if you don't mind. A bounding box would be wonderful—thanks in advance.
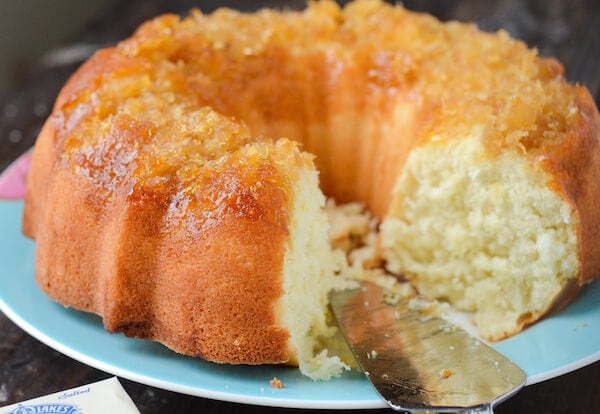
[0,377,139,414]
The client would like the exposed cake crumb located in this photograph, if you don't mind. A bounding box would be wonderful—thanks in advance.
[269,377,285,389]
[326,199,415,299]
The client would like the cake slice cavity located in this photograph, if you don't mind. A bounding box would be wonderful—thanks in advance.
[381,127,579,340]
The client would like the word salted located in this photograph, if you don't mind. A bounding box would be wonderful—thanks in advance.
[0,378,139,414]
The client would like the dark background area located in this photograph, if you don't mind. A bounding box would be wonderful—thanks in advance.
[0,1,599,412]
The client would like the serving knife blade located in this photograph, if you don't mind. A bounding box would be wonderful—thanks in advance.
[329,281,526,413]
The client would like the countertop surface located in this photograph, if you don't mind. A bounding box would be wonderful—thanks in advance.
[1,1,599,412]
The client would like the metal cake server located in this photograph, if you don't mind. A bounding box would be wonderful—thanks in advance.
[329,281,526,413]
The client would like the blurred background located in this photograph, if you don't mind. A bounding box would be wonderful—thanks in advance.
[0,1,112,94]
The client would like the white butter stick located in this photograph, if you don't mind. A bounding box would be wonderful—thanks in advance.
[0,377,140,414]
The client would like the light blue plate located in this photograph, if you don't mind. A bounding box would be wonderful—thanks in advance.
[0,199,599,409]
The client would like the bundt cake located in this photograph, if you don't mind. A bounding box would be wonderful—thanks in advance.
[23,0,600,379]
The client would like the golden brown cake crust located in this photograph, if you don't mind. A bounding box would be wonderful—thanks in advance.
[540,87,600,285]
[26,116,297,365]
[23,0,600,363]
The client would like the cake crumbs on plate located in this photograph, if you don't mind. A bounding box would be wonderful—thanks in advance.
[440,368,454,379]
[269,377,285,389]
